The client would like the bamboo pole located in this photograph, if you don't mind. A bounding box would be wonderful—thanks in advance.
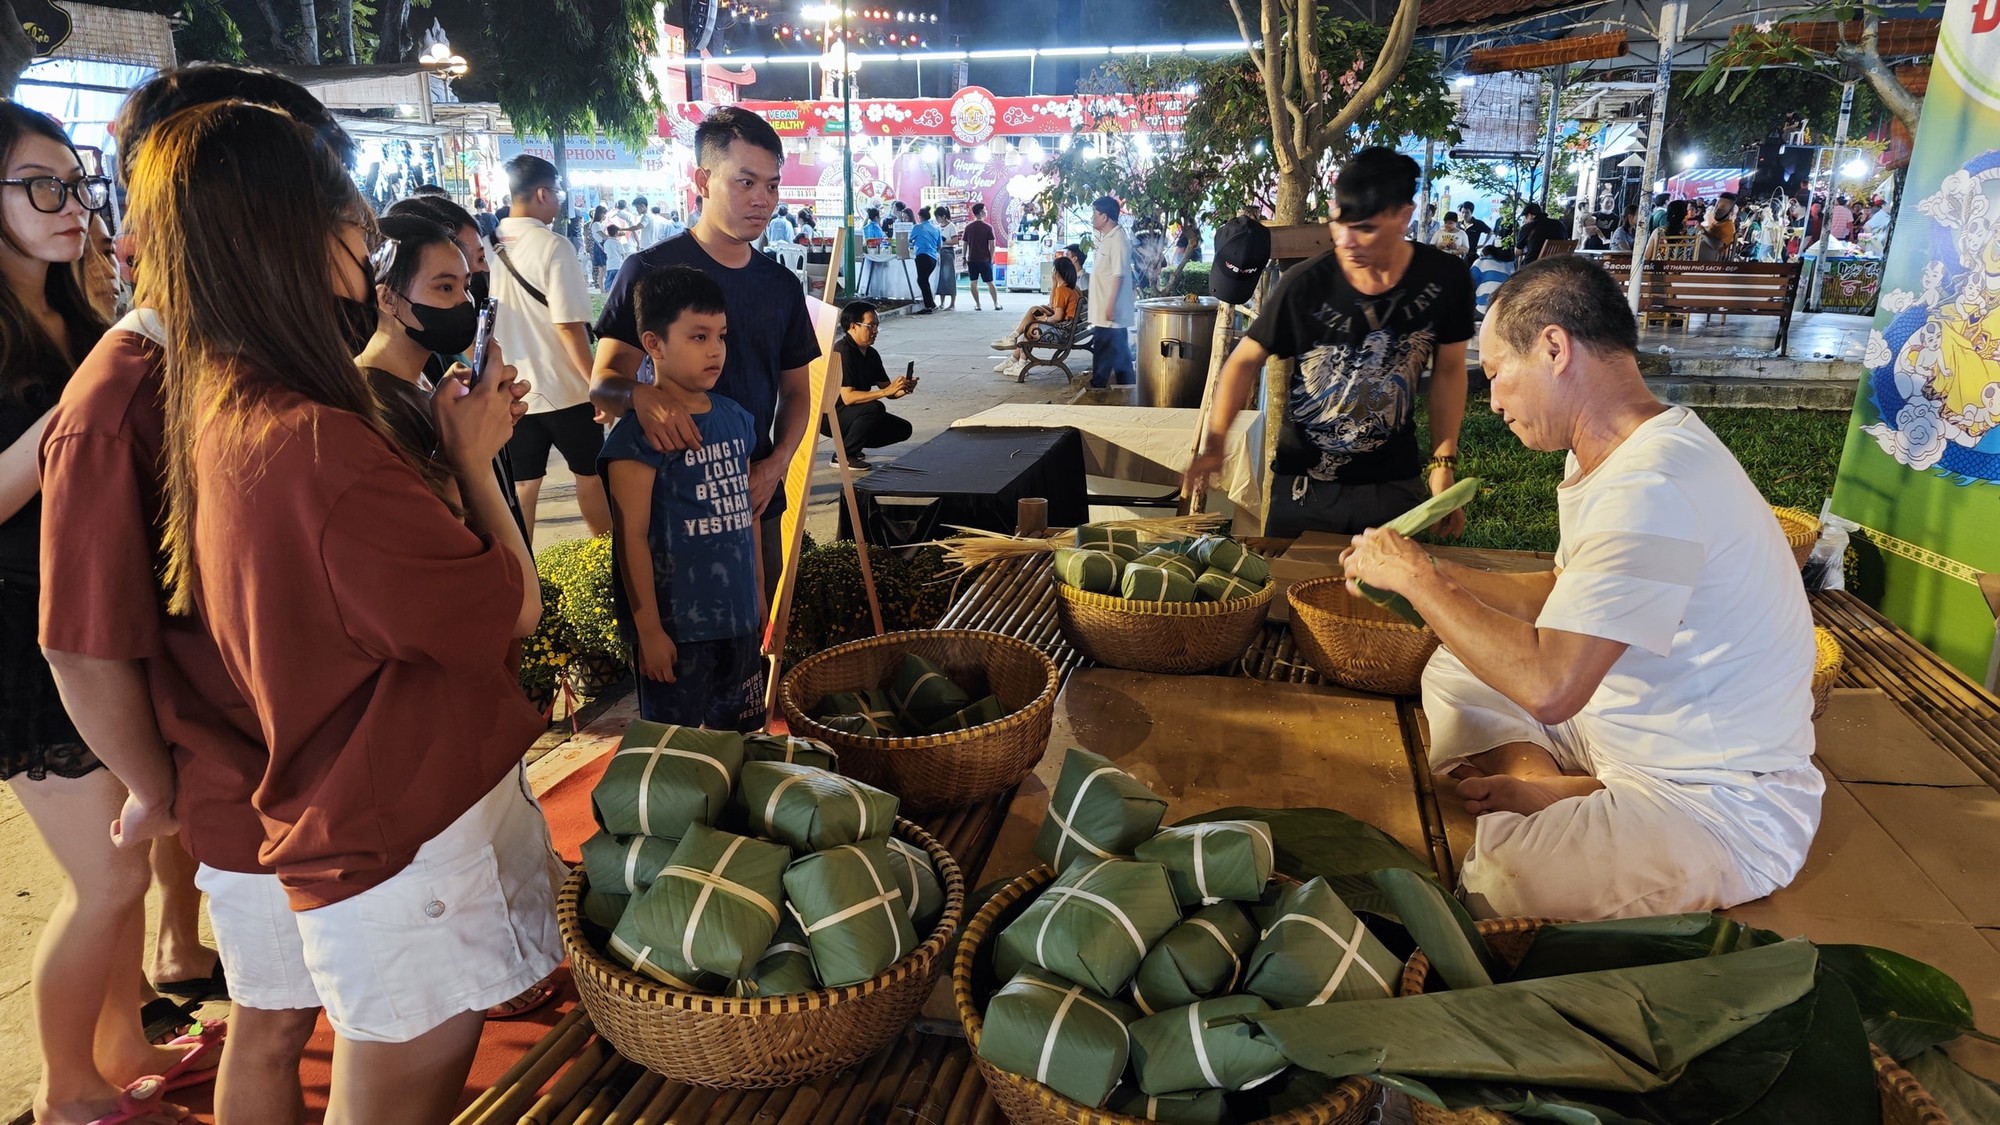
[519,1038,617,1125]
[940,1051,989,1125]
[542,1046,630,1125]
[771,1067,844,1125]
[458,1010,593,1125]
[561,1060,647,1125]
[599,1071,664,1125]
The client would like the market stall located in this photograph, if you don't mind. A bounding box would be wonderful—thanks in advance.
[451,526,2000,1122]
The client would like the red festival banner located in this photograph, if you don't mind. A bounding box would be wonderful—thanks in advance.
[659,85,1190,143]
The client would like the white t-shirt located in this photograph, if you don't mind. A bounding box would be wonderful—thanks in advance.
[638,212,668,248]
[603,234,636,271]
[1088,223,1135,328]
[1537,406,1820,885]
[491,216,594,414]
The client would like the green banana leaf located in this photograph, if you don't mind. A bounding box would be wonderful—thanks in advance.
[1134,820,1274,906]
[1130,995,1291,1094]
[884,835,946,931]
[1818,943,1990,1061]
[1130,901,1257,1015]
[1515,917,1998,1064]
[727,917,820,999]
[1906,1047,2000,1125]
[888,653,974,729]
[1355,476,1483,625]
[1370,967,1873,1125]
[979,968,1139,1109]
[1241,940,1818,1094]
[1034,748,1169,873]
[1372,867,1497,989]
[1105,1085,1228,1123]
[1172,806,1435,919]
[1508,913,1781,983]
[993,857,1181,996]
[742,732,839,770]
[737,761,899,852]
[1242,877,1403,1008]
[784,838,919,988]
[591,722,745,839]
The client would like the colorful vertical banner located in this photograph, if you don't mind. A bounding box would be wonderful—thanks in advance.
[1830,0,2000,676]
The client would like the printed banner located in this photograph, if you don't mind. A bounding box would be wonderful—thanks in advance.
[1829,0,2000,676]
[496,133,654,172]
[660,85,1190,142]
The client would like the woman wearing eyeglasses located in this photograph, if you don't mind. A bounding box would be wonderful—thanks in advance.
[0,102,203,1125]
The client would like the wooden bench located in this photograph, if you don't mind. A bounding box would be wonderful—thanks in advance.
[1015,314,1091,384]
[1602,259,1804,354]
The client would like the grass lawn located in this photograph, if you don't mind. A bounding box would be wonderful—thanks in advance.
[1421,395,1851,554]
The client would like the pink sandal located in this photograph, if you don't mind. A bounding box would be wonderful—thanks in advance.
[157,1019,226,1094]
[81,1076,190,1125]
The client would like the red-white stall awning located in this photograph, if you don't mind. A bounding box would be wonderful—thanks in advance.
[1666,168,1744,199]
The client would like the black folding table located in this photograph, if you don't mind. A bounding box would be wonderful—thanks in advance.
[837,427,1090,548]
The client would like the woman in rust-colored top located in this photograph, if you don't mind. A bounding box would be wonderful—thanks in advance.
[996,254,1083,376]
[129,101,557,1125]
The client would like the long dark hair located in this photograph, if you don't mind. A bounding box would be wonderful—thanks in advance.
[0,101,108,403]
[131,101,393,613]
[1053,256,1078,289]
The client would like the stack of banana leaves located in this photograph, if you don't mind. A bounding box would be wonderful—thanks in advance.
[1176,807,2000,1124]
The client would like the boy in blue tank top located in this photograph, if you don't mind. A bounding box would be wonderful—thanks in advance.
[601,265,764,728]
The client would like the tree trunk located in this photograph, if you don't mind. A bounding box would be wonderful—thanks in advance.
[338,0,355,63]
[1273,169,1313,226]
[246,0,291,59]
[377,0,407,61]
[549,126,570,194]
[0,1,35,94]
[295,0,319,61]
[1837,14,1921,135]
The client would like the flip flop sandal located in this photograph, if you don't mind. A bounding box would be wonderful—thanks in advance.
[485,978,559,1020]
[158,1019,227,1094]
[81,1076,191,1125]
[152,961,228,1003]
[139,998,195,1045]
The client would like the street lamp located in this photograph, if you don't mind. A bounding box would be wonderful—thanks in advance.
[1677,150,1699,168]
[1842,156,1870,179]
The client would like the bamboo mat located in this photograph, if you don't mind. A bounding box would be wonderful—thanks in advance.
[1812,590,2000,794]
[452,1015,1004,1125]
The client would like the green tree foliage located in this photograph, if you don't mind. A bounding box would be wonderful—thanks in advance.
[1668,67,1883,166]
[483,0,662,184]
[1688,3,1924,133]
[1034,20,1455,241]
[173,0,251,63]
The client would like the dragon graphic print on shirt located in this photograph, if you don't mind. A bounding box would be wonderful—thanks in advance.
[1290,291,1439,480]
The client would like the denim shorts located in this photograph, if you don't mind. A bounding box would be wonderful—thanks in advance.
[634,632,766,731]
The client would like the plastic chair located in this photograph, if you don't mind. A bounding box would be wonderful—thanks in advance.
[769,241,809,289]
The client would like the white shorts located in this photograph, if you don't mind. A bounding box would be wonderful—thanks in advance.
[1422,648,1765,922]
[195,863,321,1013]
[200,767,568,1043]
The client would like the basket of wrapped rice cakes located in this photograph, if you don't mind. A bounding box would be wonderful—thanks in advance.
[953,748,1382,1125]
[1053,527,1276,675]
[560,721,964,1087]
[779,629,1060,811]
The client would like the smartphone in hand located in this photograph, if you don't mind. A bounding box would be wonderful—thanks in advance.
[466,298,497,387]
[905,360,918,389]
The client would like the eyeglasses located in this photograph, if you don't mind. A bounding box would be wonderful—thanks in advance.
[0,174,112,214]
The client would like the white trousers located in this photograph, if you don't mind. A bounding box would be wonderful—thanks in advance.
[1422,648,1774,922]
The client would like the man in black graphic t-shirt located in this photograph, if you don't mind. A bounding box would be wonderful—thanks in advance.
[1184,147,1472,537]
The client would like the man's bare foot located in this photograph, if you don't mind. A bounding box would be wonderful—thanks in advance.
[1458,773,1604,817]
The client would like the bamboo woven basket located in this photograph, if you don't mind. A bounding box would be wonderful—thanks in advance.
[954,865,1379,1125]
[1398,917,1953,1125]
[1812,627,1844,721]
[1054,578,1275,674]
[1286,576,1440,696]
[1773,505,1821,570]
[779,629,1059,811]
[559,817,965,1088]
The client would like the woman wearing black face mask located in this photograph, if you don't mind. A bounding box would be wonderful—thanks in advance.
[355,215,477,494]
[386,194,492,331]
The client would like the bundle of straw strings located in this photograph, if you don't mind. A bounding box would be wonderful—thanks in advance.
[927,515,1229,579]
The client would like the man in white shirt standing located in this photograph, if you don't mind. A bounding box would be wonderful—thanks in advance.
[490,153,612,544]
[1086,195,1136,387]
[1342,256,1821,923]
[634,195,668,248]
[766,203,796,245]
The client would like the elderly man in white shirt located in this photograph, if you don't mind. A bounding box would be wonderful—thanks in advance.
[1342,255,1821,923]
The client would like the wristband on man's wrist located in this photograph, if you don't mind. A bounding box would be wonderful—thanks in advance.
[1427,454,1459,473]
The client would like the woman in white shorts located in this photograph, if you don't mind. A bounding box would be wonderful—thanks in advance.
[128,101,561,1125]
